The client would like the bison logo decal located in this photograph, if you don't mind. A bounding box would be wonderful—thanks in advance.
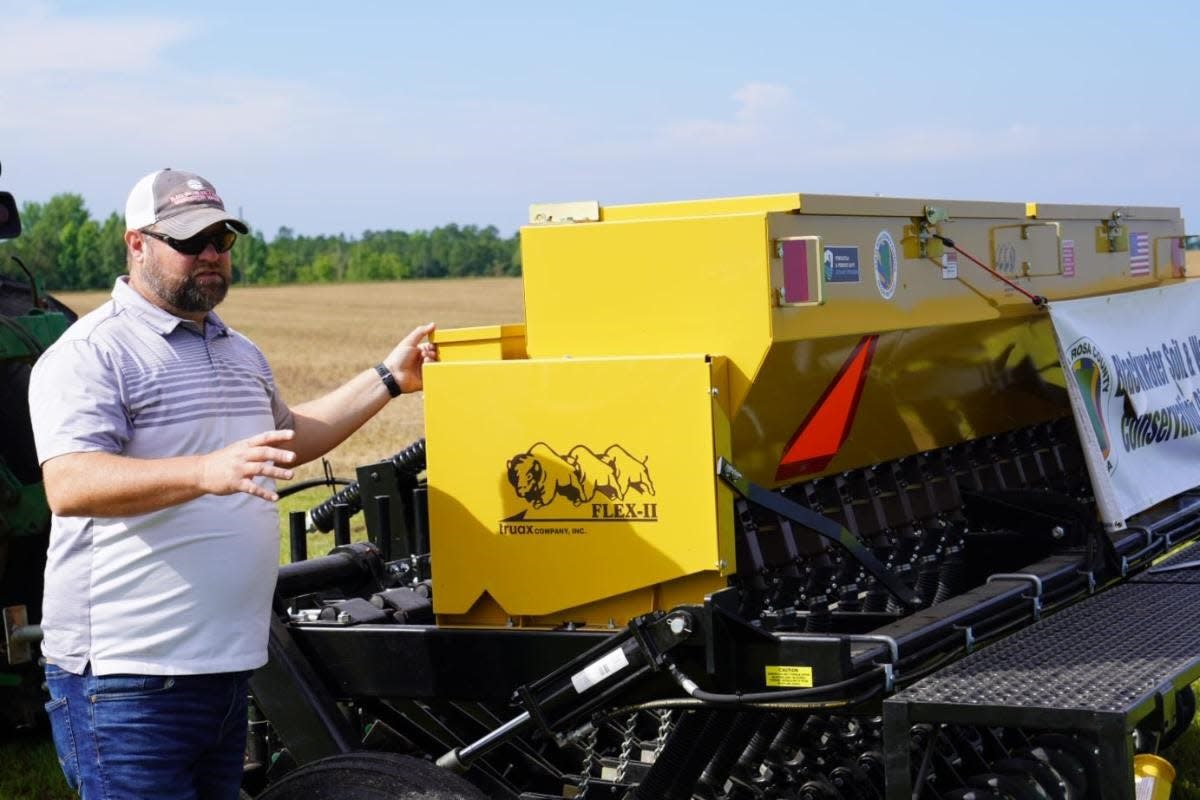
[506,443,655,509]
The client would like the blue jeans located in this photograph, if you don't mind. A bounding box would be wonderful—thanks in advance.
[44,663,250,800]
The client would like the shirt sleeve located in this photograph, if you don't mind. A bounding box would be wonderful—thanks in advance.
[29,338,132,463]
[270,382,294,431]
[258,354,294,430]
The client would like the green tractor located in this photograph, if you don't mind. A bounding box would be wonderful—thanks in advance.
[0,162,75,731]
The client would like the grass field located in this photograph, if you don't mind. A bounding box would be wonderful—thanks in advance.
[8,277,1200,798]
[54,277,526,483]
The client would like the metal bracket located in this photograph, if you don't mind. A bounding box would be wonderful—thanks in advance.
[1096,209,1129,253]
[1077,569,1097,594]
[985,573,1043,620]
[849,634,900,689]
[956,625,976,654]
[3,605,40,665]
[717,457,918,608]
[988,221,1063,277]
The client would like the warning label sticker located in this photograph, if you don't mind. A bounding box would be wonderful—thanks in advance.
[764,665,814,688]
[941,250,958,280]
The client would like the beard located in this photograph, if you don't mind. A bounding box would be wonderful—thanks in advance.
[141,251,230,313]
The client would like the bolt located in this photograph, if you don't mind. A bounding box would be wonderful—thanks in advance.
[668,616,687,635]
[1051,525,1066,540]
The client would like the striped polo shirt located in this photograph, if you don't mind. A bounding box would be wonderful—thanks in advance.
[29,277,294,675]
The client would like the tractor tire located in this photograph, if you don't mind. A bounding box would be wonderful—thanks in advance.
[255,752,487,800]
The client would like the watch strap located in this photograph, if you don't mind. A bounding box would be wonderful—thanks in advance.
[374,363,401,397]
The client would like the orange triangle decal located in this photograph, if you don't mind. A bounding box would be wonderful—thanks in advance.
[775,335,878,481]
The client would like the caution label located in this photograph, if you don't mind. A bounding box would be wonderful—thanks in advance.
[764,665,814,688]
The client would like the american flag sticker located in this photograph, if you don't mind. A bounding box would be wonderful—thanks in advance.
[1129,232,1151,277]
[1062,239,1076,278]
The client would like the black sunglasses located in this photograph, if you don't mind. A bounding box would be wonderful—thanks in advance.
[142,227,237,255]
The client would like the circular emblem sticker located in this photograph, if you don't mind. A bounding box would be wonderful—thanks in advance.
[874,230,898,300]
[1067,336,1117,473]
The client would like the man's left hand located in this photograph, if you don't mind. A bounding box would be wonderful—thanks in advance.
[382,322,438,394]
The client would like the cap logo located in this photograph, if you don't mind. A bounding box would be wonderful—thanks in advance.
[165,189,222,208]
[185,179,205,190]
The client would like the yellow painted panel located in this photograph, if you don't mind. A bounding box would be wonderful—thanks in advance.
[596,193,801,222]
[425,355,728,623]
[521,212,773,418]
[432,323,527,362]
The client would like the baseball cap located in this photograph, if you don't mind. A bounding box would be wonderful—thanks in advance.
[125,168,249,238]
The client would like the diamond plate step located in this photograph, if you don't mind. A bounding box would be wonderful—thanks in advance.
[883,578,1200,799]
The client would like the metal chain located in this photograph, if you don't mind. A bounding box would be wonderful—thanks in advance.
[575,725,599,799]
[613,712,639,782]
[653,709,674,759]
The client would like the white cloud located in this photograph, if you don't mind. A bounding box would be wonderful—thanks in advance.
[0,3,335,157]
[663,81,797,146]
[646,82,1200,176]
[0,2,193,76]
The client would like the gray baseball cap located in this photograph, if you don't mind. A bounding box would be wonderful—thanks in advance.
[125,168,249,238]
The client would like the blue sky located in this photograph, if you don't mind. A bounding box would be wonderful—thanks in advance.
[2,1,1198,239]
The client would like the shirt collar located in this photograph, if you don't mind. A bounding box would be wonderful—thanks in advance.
[111,276,229,339]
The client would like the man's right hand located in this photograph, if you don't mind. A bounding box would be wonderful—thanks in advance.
[197,429,297,502]
[44,430,300,518]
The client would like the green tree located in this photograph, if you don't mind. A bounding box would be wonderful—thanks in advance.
[0,192,522,288]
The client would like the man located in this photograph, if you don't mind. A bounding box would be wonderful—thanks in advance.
[28,168,437,799]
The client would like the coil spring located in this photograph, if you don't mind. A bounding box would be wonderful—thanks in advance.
[309,438,427,532]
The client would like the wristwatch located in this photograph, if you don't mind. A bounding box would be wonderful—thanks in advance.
[374,363,401,397]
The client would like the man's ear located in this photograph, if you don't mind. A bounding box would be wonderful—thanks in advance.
[125,230,146,263]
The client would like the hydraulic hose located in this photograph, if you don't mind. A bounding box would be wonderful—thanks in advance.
[308,438,426,532]
[665,659,888,707]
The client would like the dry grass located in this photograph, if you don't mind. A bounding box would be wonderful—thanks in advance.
[52,277,525,483]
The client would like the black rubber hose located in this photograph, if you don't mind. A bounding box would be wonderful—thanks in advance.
[277,477,353,499]
[667,660,887,706]
[308,439,426,532]
[663,711,731,800]
[630,710,716,800]
[698,711,762,793]
[733,711,785,780]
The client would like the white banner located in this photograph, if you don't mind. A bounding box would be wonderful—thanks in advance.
[1048,282,1200,529]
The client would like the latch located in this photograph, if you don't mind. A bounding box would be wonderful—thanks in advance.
[902,206,949,260]
[1095,209,1129,253]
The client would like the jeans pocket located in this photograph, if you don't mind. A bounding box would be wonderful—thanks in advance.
[88,673,176,701]
[44,696,81,791]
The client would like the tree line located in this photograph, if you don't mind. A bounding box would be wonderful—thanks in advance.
[0,194,522,291]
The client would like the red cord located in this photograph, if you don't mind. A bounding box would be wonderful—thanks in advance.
[935,235,1046,306]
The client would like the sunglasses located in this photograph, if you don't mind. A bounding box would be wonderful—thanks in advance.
[142,227,237,255]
